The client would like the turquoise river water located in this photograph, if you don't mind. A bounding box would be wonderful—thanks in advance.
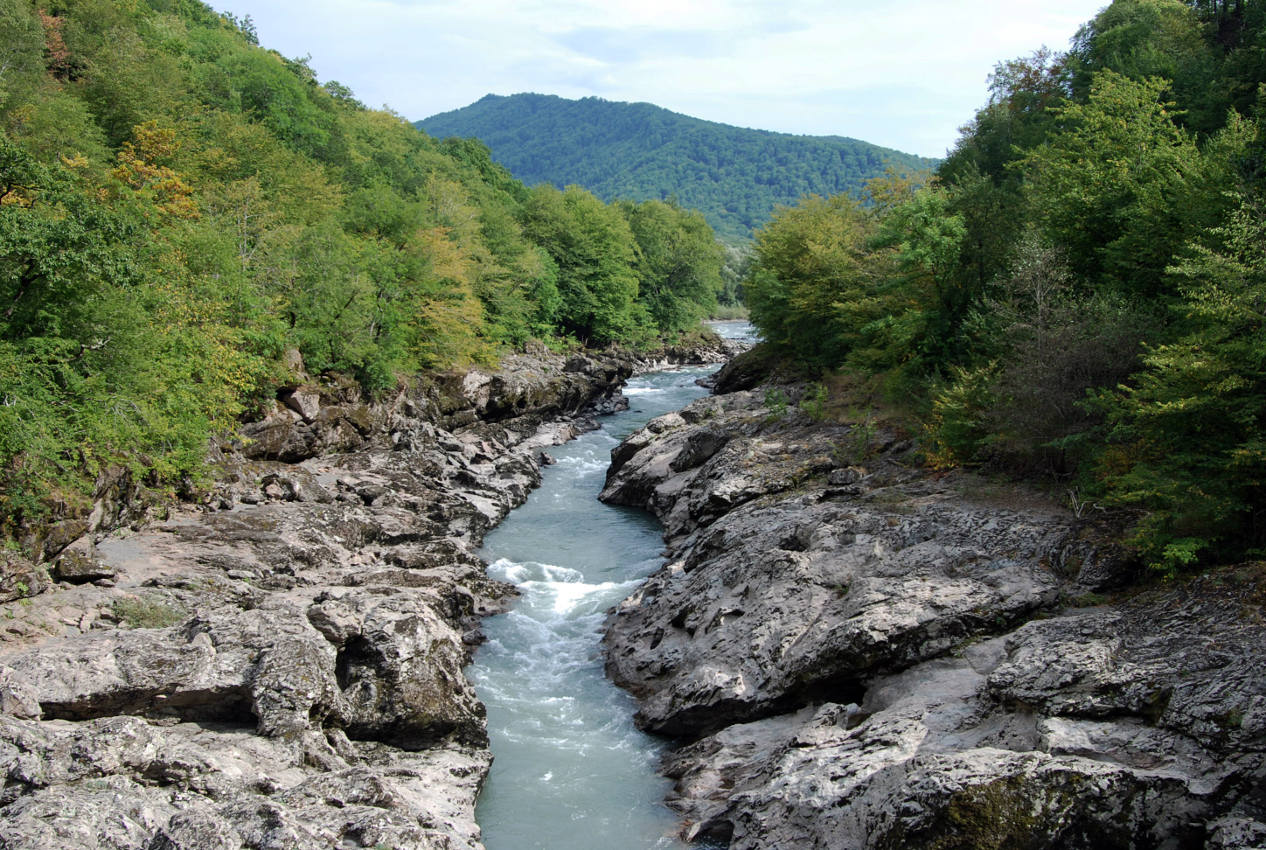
[471,323,752,849]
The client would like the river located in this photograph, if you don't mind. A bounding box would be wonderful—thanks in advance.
[470,322,754,849]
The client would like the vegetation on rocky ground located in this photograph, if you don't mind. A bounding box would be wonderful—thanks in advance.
[0,0,726,540]
[744,0,1266,573]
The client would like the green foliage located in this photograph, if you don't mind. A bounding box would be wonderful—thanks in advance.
[837,412,878,465]
[800,383,829,422]
[923,364,999,469]
[417,93,937,242]
[0,0,45,108]
[621,199,723,333]
[925,234,1164,474]
[0,0,723,538]
[1068,0,1221,132]
[1022,72,1207,296]
[1098,195,1266,571]
[763,387,789,420]
[112,594,187,628]
[746,194,881,368]
[875,186,969,369]
[520,184,645,345]
[717,242,752,308]
[740,0,1266,572]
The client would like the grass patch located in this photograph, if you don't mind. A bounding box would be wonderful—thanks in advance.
[112,595,187,629]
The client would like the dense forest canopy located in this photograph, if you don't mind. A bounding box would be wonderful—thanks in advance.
[745,0,1266,573]
[0,0,725,538]
[417,93,938,243]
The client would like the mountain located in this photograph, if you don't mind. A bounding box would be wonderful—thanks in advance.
[417,94,938,242]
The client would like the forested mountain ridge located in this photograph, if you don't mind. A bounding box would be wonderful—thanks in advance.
[0,0,725,541]
[417,93,938,242]
[743,0,1266,573]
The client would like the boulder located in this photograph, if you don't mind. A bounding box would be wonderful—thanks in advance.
[0,553,48,603]
[661,573,1266,849]
[52,539,115,583]
[0,714,489,850]
[279,387,322,423]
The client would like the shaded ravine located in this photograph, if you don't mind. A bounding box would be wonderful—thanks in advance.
[469,365,718,850]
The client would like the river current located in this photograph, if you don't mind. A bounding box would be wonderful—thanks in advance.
[471,323,752,849]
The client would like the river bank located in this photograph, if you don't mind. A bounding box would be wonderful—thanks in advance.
[600,351,1266,849]
[0,343,736,850]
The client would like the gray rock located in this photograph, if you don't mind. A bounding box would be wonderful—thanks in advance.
[280,387,322,423]
[0,714,490,850]
[257,468,332,504]
[146,810,242,850]
[0,668,40,719]
[601,384,1266,848]
[663,575,1266,848]
[0,553,48,604]
[669,428,729,472]
[602,390,1069,737]
[239,407,317,462]
[39,518,88,561]
[0,349,640,850]
[53,539,116,583]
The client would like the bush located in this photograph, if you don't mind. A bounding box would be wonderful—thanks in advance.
[923,365,998,469]
[112,595,187,629]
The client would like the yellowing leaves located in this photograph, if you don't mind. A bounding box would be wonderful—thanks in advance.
[403,225,491,368]
[414,225,473,287]
[112,121,199,220]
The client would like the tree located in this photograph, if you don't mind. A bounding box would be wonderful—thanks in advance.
[1069,0,1221,132]
[0,0,43,105]
[520,184,642,344]
[621,199,722,334]
[0,136,137,342]
[870,185,968,370]
[1100,193,1266,570]
[746,194,878,367]
[1022,71,1203,296]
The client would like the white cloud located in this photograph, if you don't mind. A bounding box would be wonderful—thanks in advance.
[211,0,1106,156]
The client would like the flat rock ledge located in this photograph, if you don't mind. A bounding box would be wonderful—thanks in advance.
[0,350,641,850]
[599,382,1266,849]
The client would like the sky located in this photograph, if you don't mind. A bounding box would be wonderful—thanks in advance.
[211,0,1108,159]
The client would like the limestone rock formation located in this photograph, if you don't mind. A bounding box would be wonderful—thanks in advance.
[600,382,1266,849]
[0,350,636,850]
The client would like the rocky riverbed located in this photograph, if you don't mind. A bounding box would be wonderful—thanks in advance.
[600,355,1266,849]
[0,343,742,850]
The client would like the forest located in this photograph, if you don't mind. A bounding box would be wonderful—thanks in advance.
[418,93,937,243]
[745,0,1266,573]
[0,0,726,541]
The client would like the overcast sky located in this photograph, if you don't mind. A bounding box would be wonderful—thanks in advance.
[211,0,1107,159]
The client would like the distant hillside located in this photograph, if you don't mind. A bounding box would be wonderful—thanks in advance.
[418,94,938,242]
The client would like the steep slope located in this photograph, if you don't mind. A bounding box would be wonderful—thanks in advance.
[0,1,726,542]
[418,94,938,242]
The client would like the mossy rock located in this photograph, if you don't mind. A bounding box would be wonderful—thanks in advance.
[0,552,50,603]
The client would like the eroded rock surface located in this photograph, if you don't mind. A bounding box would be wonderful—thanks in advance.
[0,351,635,850]
[600,382,1266,848]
